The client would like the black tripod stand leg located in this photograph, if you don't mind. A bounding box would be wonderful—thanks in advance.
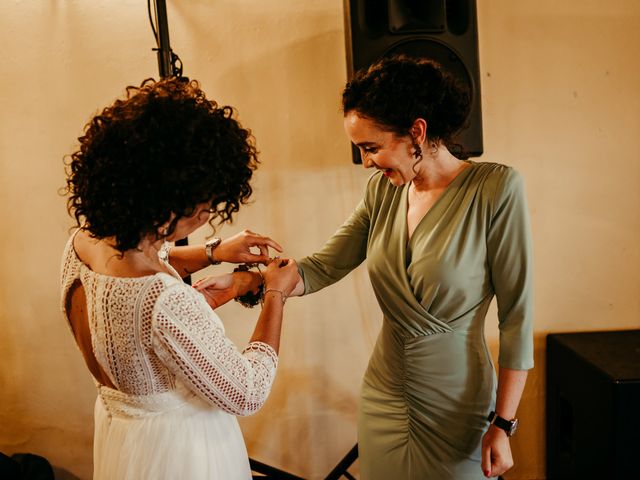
[249,458,305,479]
[324,444,358,480]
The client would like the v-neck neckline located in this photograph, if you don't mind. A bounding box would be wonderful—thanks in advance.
[402,160,475,247]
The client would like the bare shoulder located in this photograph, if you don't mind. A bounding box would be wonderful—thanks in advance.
[71,229,121,275]
[72,229,101,265]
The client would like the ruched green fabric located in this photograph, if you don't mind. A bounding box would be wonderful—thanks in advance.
[298,162,534,480]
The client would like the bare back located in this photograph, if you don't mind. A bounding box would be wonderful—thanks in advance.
[63,230,161,389]
[65,280,116,388]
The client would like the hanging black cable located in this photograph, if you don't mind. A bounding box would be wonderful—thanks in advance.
[147,0,190,283]
[147,0,159,46]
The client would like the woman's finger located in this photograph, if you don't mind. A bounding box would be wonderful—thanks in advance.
[193,277,218,290]
[248,234,283,252]
[240,246,270,264]
[194,274,233,291]
[481,444,491,478]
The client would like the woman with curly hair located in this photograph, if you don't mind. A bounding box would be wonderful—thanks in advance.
[291,55,534,479]
[61,77,299,479]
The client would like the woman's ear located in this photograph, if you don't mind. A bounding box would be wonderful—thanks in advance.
[410,118,428,145]
[157,213,176,237]
[157,224,169,237]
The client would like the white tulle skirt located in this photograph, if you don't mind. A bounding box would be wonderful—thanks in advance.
[92,383,251,480]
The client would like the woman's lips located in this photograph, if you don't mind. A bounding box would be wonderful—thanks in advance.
[383,169,392,177]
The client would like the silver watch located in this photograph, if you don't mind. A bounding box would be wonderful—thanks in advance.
[204,237,222,265]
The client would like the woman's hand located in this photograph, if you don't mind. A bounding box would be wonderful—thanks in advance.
[262,258,300,298]
[481,426,514,478]
[214,230,283,264]
[286,260,305,297]
[193,271,261,309]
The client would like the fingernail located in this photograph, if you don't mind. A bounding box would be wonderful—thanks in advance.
[484,470,490,477]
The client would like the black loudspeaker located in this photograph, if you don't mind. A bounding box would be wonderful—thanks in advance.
[546,330,640,479]
[343,0,483,163]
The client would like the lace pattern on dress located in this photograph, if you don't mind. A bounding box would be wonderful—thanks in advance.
[60,233,278,417]
[98,381,194,419]
[152,284,278,416]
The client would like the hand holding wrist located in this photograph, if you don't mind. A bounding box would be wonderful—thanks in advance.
[233,271,262,297]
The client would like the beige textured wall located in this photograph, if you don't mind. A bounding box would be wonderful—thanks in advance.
[0,1,638,479]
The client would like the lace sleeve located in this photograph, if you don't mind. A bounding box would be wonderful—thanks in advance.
[151,282,278,416]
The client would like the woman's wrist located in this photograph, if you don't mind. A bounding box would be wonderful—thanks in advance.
[232,265,264,308]
[487,424,509,438]
[263,288,287,306]
[235,271,262,295]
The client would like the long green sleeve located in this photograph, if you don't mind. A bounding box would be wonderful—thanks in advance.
[297,197,370,295]
[487,168,534,370]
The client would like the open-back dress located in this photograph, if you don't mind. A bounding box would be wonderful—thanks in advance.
[60,232,278,479]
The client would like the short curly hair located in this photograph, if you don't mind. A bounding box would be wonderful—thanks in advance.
[342,55,471,155]
[64,78,258,252]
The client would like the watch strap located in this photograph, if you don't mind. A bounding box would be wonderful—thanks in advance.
[487,411,518,437]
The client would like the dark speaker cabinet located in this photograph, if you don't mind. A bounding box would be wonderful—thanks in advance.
[546,330,640,479]
[343,0,483,162]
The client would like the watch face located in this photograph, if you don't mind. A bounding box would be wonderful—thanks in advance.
[205,237,223,265]
[509,418,519,436]
[206,237,221,247]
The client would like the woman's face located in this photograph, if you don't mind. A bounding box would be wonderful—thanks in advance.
[343,111,416,186]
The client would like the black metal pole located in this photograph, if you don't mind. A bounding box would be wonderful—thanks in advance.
[154,0,172,78]
[152,0,190,281]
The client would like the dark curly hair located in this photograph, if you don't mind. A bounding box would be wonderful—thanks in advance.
[64,77,258,252]
[342,55,471,156]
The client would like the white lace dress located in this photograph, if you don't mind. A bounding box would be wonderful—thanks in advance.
[60,233,278,479]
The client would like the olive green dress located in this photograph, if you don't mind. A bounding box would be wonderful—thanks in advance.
[297,162,534,480]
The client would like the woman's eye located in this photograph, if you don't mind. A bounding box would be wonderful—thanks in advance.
[363,147,378,154]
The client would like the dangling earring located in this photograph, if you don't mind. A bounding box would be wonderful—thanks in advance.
[411,143,424,179]
[430,141,438,156]
[413,144,423,160]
